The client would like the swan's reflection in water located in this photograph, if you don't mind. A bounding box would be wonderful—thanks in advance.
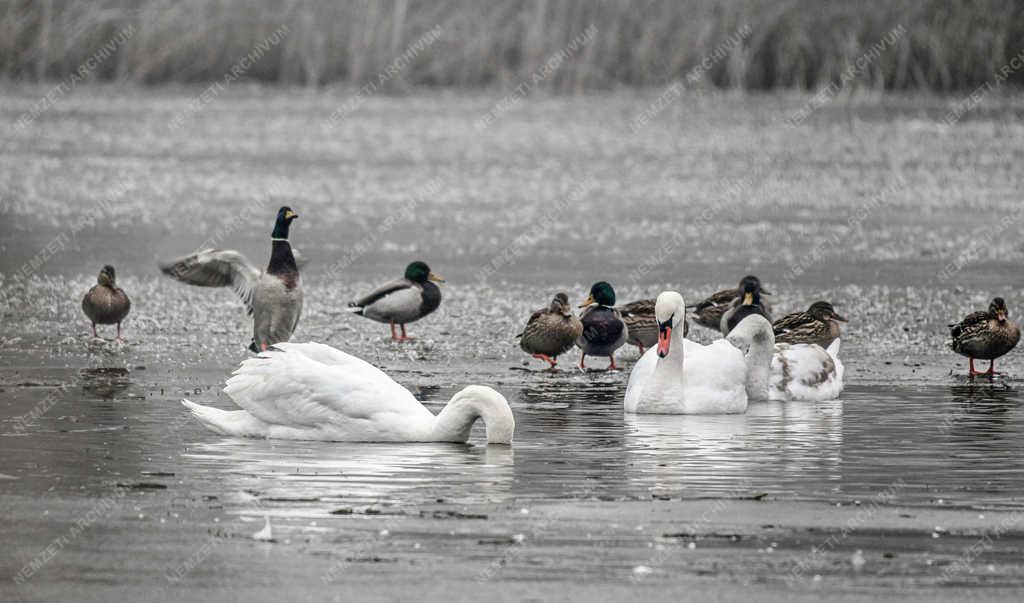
[183,438,515,513]
[623,399,844,499]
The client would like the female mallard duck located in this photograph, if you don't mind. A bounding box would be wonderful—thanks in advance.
[181,342,514,444]
[949,297,1020,376]
[719,275,773,335]
[690,275,772,333]
[576,281,628,370]
[159,207,302,352]
[773,301,847,347]
[347,261,443,341]
[518,292,583,368]
[82,265,131,340]
[727,314,844,402]
[624,292,748,414]
[619,298,687,355]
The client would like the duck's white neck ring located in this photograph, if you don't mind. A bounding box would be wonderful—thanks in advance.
[271,238,289,242]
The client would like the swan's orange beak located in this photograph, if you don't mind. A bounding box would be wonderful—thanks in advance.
[657,324,672,358]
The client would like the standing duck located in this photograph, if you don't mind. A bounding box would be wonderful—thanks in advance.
[82,265,131,340]
[576,281,628,370]
[347,261,443,341]
[518,292,583,368]
[719,275,773,335]
[619,298,687,355]
[690,275,772,333]
[773,301,847,347]
[949,297,1020,376]
[159,206,302,352]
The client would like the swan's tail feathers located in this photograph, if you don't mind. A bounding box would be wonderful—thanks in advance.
[181,399,268,437]
[826,338,841,360]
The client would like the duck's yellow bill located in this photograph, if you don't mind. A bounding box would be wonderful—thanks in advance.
[579,294,595,308]
[742,292,753,305]
[428,272,445,283]
[284,210,298,219]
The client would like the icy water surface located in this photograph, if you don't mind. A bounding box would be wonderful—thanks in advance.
[3,88,1024,600]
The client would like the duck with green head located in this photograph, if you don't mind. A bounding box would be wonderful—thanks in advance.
[719,275,773,335]
[576,281,628,370]
[82,265,131,340]
[518,292,583,369]
[158,206,303,352]
[347,261,444,341]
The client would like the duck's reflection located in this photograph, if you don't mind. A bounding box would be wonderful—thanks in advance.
[80,367,131,400]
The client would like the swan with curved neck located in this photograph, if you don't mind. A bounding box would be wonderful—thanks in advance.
[726,314,844,402]
[624,291,748,414]
[181,343,514,444]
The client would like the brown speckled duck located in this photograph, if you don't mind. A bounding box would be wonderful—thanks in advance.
[773,301,847,347]
[619,298,687,355]
[82,265,131,340]
[949,297,1020,376]
[518,293,583,368]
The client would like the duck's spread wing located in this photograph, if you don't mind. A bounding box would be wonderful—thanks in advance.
[350,279,414,309]
[224,342,425,430]
[158,249,260,314]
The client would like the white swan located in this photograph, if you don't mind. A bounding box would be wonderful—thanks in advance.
[180,342,514,444]
[624,291,748,414]
[725,314,844,402]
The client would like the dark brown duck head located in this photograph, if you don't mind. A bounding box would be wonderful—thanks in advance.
[97,265,116,287]
[808,301,847,323]
[991,297,1009,322]
[550,292,571,316]
[738,275,769,306]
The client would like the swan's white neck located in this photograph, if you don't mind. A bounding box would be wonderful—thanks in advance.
[430,389,514,444]
[638,321,687,412]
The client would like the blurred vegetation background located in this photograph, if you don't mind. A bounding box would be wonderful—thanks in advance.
[2,0,1022,92]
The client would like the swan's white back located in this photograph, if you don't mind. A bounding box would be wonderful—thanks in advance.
[182,342,514,443]
[770,339,844,402]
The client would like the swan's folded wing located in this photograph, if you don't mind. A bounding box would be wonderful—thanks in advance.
[771,343,843,401]
[158,249,260,314]
[224,343,427,430]
[623,347,658,413]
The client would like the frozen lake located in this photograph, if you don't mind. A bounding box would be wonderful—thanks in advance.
[2,87,1024,601]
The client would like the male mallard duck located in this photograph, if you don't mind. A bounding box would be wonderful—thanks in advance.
[690,275,772,333]
[159,206,302,352]
[347,261,443,341]
[82,265,131,340]
[181,342,514,444]
[518,292,583,368]
[576,281,628,370]
[949,297,1020,376]
[719,275,773,335]
[619,298,687,355]
[773,301,847,347]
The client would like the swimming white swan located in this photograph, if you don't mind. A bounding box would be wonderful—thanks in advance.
[624,291,748,414]
[726,314,844,402]
[181,342,514,444]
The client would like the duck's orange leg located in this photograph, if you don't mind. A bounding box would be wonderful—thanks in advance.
[532,354,557,369]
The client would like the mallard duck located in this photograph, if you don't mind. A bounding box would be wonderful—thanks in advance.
[773,301,847,347]
[690,275,772,333]
[181,342,514,443]
[727,314,844,402]
[159,206,302,352]
[518,292,583,368]
[624,292,748,414]
[576,281,628,370]
[720,275,773,335]
[619,298,687,354]
[82,265,131,340]
[347,261,443,341]
[949,297,1021,376]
